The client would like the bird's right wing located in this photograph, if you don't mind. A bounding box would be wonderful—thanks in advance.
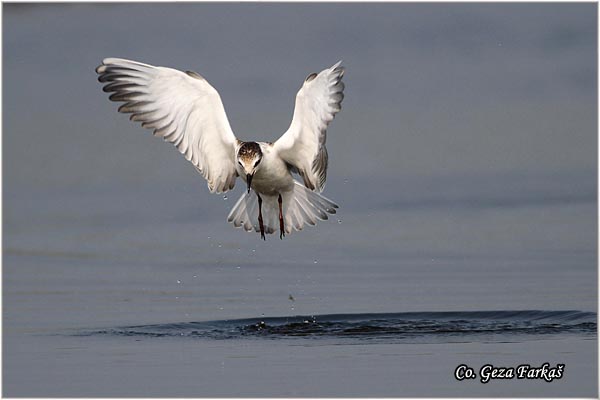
[96,58,238,193]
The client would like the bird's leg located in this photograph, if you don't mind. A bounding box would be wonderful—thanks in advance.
[278,194,285,240]
[257,193,265,240]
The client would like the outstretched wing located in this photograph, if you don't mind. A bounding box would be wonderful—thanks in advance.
[96,58,238,193]
[273,61,345,192]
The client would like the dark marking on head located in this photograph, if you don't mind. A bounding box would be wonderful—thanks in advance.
[305,72,317,82]
[238,141,262,162]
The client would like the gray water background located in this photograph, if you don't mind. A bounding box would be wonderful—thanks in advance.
[3,3,597,397]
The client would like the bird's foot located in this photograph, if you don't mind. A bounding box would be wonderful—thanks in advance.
[278,193,285,240]
[257,193,266,240]
[258,217,266,240]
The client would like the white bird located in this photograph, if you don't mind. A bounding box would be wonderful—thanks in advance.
[96,58,345,240]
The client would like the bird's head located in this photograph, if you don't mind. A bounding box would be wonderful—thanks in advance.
[237,142,263,193]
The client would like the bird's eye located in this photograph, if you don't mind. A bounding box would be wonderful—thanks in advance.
[254,159,261,167]
[238,160,243,166]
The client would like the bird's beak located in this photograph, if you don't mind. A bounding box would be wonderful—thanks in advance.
[246,174,253,193]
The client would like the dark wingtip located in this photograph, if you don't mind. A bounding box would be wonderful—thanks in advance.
[185,70,205,80]
[305,72,318,82]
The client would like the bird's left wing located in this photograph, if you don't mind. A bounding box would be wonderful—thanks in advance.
[97,58,238,193]
[273,61,345,192]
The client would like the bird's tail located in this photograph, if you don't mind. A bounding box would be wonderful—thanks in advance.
[227,181,338,236]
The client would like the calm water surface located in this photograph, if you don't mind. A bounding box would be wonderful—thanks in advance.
[4,184,597,396]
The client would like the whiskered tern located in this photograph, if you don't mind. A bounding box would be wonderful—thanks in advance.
[96,58,345,240]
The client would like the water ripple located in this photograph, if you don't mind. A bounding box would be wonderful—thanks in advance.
[76,310,596,343]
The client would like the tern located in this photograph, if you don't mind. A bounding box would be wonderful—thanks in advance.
[96,58,345,240]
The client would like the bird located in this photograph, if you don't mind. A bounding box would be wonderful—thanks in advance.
[96,58,345,240]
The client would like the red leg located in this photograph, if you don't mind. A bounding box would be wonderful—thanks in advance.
[257,193,265,240]
[278,194,285,239]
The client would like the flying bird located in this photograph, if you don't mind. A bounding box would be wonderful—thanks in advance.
[96,58,345,240]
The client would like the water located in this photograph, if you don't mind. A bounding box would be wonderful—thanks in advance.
[4,225,596,396]
[80,310,596,342]
[3,3,597,397]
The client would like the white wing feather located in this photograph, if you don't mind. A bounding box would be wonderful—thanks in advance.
[96,58,238,193]
[274,61,345,192]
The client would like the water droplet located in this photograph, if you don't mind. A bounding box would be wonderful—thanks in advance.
[313,260,318,264]
[337,219,342,224]
[218,243,222,248]
[236,266,241,269]
[223,195,228,200]
[207,236,211,239]
[193,275,197,278]
[343,179,349,184]
[252,249,256,253]
[176,280,182,284]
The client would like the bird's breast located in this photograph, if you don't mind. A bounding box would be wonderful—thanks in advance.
[251,154,294,195]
